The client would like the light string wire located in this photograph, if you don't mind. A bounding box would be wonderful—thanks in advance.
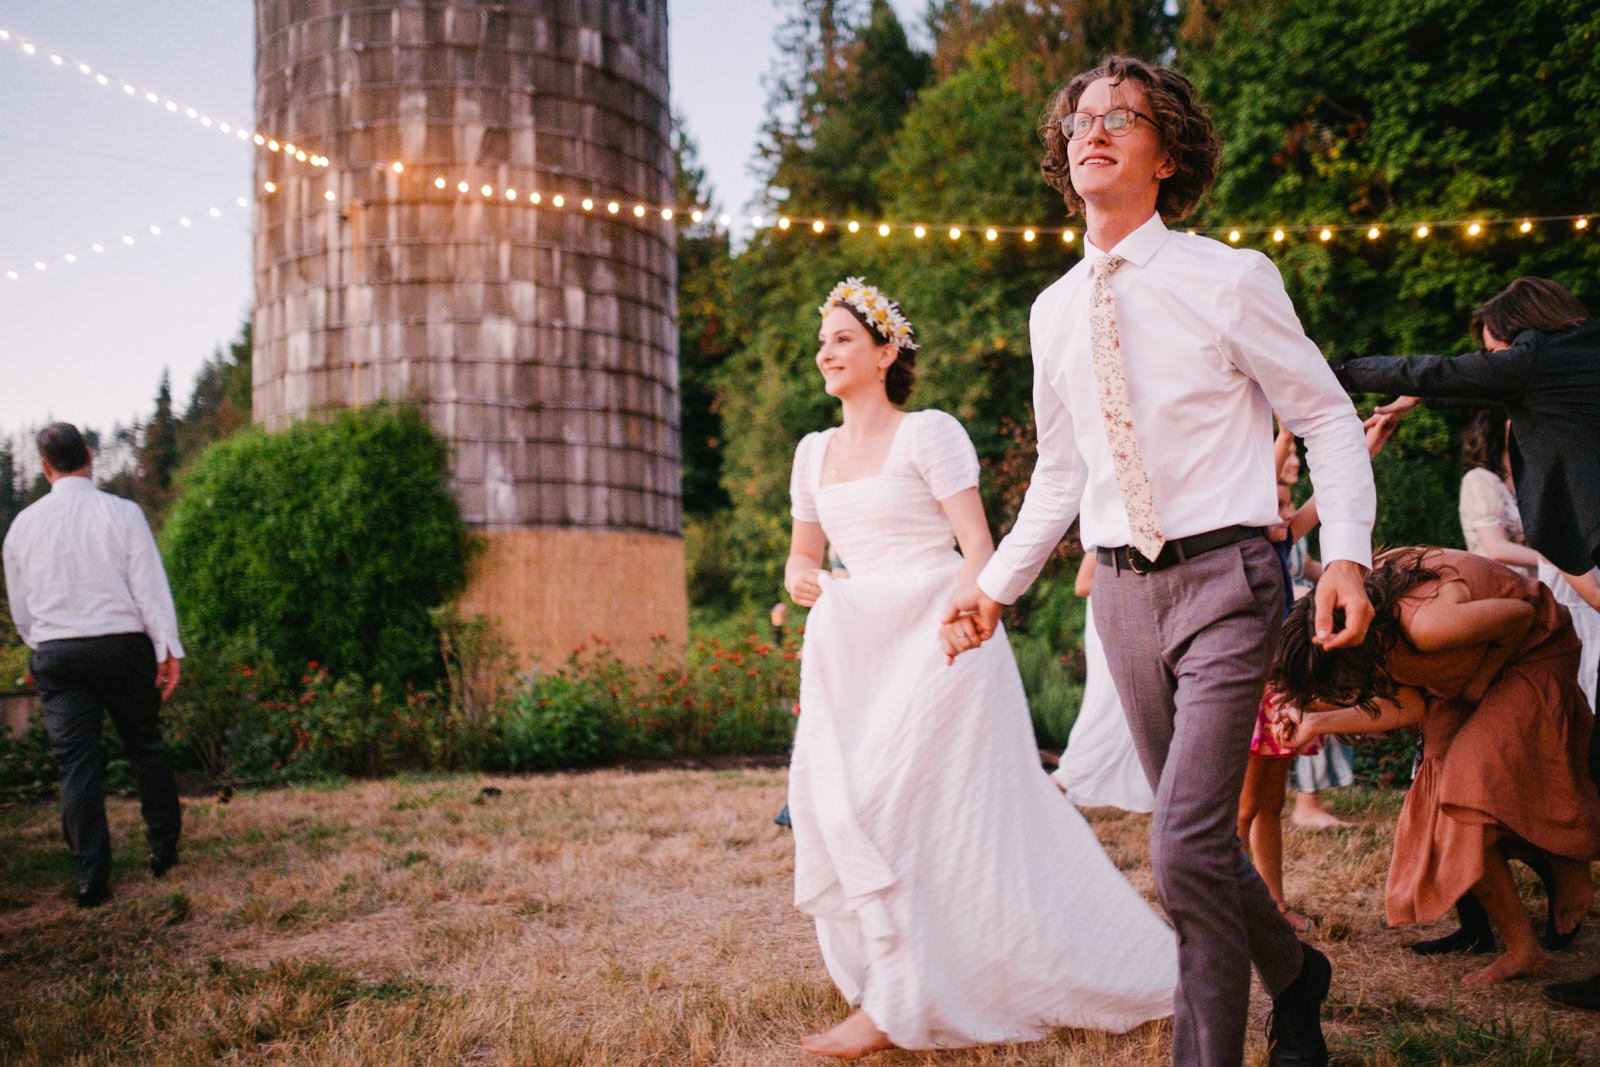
[0,23,332,168]
[3,22,1593,259]
[3,198,251,283]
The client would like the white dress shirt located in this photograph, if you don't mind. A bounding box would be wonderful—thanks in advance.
[980,214,1375,604]
[3,476,186,660]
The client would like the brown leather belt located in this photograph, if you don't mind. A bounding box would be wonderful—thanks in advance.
[1097,525,1266,575]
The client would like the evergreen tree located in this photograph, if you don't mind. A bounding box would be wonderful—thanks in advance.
[135,370,181,522]
[674,115,733,517]
[758,0,931,216]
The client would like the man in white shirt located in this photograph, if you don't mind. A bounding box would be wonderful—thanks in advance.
[947,57,1376,1066]
[3,423,185,907]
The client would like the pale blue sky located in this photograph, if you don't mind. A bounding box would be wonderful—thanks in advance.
[0,0,921,436]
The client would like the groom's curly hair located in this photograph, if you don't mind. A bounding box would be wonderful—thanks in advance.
[1039,55,1220,222]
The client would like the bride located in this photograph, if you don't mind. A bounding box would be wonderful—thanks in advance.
[784,278,1177,1057]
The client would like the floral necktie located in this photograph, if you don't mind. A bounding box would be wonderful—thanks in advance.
[1089,254,1164,560]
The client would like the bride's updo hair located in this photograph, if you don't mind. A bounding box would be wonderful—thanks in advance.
[819,277,919,405]
[838,303,918,404]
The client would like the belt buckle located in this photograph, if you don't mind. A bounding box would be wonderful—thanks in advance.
[1127,547,1154,575]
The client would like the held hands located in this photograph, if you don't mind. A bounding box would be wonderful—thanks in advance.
[1372,395,1421,417]
[941,583,1002,665]
[156,655,182,702]
[1313,560,1374,650]
[1362,411,1400,458]
[1267,702,1321,752]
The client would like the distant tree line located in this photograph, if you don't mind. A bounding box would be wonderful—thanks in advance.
[674,0,1600,614]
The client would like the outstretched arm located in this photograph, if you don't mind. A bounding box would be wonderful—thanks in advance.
[1278,686,1428,748]
[1335,346,1533,403]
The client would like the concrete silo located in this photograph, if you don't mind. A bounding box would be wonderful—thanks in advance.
[252,0,685,668]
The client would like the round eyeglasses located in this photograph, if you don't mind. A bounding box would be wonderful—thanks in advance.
[1059,108,1157,140]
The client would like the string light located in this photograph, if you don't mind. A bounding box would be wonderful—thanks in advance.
[0,23,330,167]
[1519,219,1533,233]
[1466,222,1483,237]
[1415,224,1431,238]
[3,196,251,283]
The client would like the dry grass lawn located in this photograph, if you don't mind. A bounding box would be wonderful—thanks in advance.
[1,767,1595,1065]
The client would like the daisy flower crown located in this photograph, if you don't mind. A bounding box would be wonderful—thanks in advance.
[819,277,919,353]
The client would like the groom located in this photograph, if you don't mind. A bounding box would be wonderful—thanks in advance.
[947,56,1376,1066]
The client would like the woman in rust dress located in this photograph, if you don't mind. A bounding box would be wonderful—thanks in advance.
[1270,547,1600,986]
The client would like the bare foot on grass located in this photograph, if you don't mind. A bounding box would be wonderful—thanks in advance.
[1290,807,1352,829]
[1551,858,1593,938]
[1462,946,1546,988]
[801,1010,894,1059]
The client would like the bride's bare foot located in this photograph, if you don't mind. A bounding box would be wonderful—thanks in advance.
[1462,945,1546,988]
[800,1010,894,1059]
[1550,858,1593,937]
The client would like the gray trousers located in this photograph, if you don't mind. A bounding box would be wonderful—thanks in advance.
[31,633,181,891]
[1093,537,1304,1066]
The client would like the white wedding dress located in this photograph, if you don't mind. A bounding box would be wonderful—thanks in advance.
[787,409,1177,1050]
[1053,600,1157,813]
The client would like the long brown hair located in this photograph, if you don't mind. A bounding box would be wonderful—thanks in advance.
[1039,55,1221,222]
[1269,548,1446,713]
[1470,276,1590,347]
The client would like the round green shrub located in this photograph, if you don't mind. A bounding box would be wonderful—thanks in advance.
[160,406,468,693]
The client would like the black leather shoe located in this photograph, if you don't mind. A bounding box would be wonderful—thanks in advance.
[1267,943,1331,1067]
[1542,972,1600,1012]
[1411,894,1494,955]
[76,879,112,908]
[149,849,179,879]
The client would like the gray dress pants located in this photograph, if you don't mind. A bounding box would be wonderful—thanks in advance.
[1093,537,1304,1066]
[31,633,181,891]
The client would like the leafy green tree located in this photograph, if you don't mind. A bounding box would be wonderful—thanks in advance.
[160,406,468,692]
[1181,0,1600,549]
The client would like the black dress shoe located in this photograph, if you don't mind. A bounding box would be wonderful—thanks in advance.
[149,849,179,879]
[1267,942,1331,1067]
[1411,893,1494,955]
[76,879,112,908]
[1542,972,1600,1012]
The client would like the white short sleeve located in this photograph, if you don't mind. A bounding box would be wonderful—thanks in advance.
[790,432,824,522]
[912,410,981,501]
